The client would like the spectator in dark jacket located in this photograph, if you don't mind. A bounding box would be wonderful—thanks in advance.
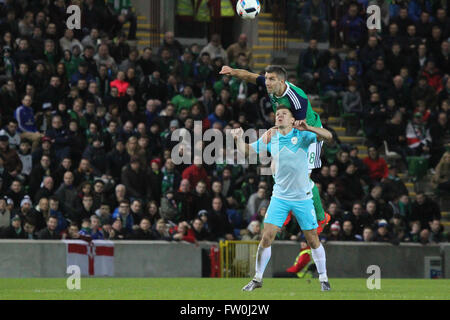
[411,76,438,109]
[82,135,107,176]
[336,163,364,210]
[300,0,328,41]
[339,3,366,48]
[191,217,213,241]
[359,36,385,72]
[297,39,320,93]
[29,155,52,194]
[152,218,172,241]
[45,114,71,162]
[131,217,154,240]
[429,219,448,243]
[381,165,409,202]
[2,215,26,239]
[207,197,234,241]
[70,61,95,86]
[37,215,61,239]
[410,193,441,229]
[192,180,212,215]
[121,157,149,201]
[372,220,392,242]
[0,135,22,177]
[55,171,78,220]
[148,158,163,202]
[365,58,392,95]
[341,220,362,241]
[106,140,129,182]
[319,57,346,115]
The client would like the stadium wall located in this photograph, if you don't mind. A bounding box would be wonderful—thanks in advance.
[271,242,445,278]
[0,240,447,278]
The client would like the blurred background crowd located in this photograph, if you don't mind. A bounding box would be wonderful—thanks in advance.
[0,0,448,244]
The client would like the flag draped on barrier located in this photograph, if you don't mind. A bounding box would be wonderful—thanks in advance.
[63,240,114,276]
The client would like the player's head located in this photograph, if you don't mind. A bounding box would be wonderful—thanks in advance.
[275,105,294,128]
[264,65,287,94]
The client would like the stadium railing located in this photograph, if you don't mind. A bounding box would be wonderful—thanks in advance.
[220,240,259,278]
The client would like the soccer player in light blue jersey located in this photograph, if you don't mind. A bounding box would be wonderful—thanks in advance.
[231,105,332,292]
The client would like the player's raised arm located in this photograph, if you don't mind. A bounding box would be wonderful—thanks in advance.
[220,66,260,84]
[295,121,333,143]
[231,127,254,157]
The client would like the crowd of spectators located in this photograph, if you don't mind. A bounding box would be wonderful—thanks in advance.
[295,0,450,243]
[0,0,448,244]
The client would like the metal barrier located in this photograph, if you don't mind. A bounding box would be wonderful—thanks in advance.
[148,0,162,48]
[219,240,259,278]
[271,0,287,53]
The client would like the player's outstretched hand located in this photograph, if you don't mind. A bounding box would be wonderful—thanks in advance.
[262,126,278,144]
[230,127,244,139]
[219,65,233,76]
[293,120,308,131]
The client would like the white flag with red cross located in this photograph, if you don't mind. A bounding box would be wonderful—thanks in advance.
[63,240,114,276]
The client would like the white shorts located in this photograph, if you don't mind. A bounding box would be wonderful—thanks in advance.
[307,140,324,170]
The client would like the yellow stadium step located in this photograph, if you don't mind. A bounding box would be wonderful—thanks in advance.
[409,191,417,197]
[328,116,339,123]
[259,13,272,18]
[330,126,345,131]
[258,20,274,25]
[253,53,271,59]
[259,37,298,42]
[357,145,367,151]
[124,23,157,29]
[405,182,415,192]
[253,45,273,50]
[258,20,285,27]
[340,136,365,144]
[442,212,450,220]
[398,173,407,180]
[137,16,147,21]
[135,32,152,38]
[329,126,345,133]
[258,29,287,36]
[138,38,163,45]
[441,221,450,226]
[312,107,324,114]
[253,62,267,69]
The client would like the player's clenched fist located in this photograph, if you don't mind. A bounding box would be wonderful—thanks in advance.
[293,120,308,131]
[219,66,234,76]
[262,126,278,144]
[230,127,244,139]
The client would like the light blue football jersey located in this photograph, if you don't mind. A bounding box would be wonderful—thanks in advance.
[250,128,317,201]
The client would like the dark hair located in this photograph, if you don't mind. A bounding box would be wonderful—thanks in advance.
[265,65,287,80]
[275,104,293,115]
[140,217,151,223]
[20,139,31,145]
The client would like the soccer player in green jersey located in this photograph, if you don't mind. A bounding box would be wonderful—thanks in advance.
[220,64,331,233]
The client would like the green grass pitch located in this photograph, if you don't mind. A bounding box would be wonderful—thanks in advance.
[0,278,449,300]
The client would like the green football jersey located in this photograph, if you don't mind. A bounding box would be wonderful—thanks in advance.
[257,76,322,128]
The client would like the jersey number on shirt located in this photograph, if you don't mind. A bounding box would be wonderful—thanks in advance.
[308,152,316,165]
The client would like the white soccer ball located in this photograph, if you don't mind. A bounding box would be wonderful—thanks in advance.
[236,0,261,20]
